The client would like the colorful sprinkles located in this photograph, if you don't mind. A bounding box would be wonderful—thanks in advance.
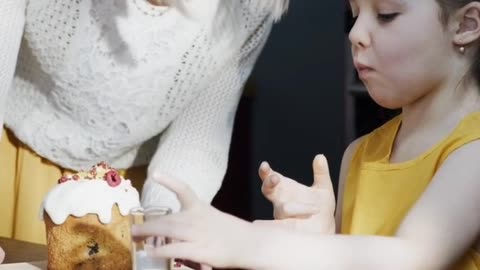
[57,162,122,187]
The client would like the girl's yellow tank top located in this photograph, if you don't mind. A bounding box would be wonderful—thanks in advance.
[341,112,480,269]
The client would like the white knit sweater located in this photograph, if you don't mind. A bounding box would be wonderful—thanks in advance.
[0,0,274,210]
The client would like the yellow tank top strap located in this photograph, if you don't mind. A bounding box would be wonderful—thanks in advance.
[342,112,480,269]
[436,112,480,164]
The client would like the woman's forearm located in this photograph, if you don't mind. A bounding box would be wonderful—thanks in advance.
[0,0,26,142]
[243,225,434,270]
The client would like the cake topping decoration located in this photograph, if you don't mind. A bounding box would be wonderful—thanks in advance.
[58,176,68,184]
[104,170,121,187]
[57,162,123,188]
[97,161,111,170]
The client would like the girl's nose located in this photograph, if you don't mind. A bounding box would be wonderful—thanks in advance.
[348,15,371,49]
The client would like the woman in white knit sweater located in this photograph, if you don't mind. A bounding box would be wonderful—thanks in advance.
[0,0,288,249]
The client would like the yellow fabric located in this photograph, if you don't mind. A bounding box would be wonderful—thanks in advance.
[0,127,147,244]
[341,112,480,269]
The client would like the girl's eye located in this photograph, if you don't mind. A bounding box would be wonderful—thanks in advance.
[377,13,399,22]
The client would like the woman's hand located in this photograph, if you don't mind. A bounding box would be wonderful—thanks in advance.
[131,175,254,269]
[0,246,5,264]
[255,154,336,234]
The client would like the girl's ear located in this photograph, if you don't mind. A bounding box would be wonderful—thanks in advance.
[452,2,480,48]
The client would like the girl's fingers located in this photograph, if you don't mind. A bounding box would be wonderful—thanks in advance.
[252,219,276,227]
[152,174,198,208]
[265,173,281,189]
[132,214,194,242]
[174,259,211,270]
[148,242,208,267]
[253,219,297,230]
[261,173,282,199]
[200,264,213,270]
[274,202,321,219]
[312,154,334,192]
[258,161,272,181]
[258,162,282,190]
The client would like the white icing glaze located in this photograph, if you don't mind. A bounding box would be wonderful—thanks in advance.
[41,178,141,225]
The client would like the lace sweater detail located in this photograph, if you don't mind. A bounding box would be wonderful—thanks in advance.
[1,0,272,208]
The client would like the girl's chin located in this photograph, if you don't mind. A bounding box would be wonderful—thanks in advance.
[367,88,403,110]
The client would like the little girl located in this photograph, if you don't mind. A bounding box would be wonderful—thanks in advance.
[132,0,480,269]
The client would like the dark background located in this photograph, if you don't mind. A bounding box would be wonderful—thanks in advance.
[213,0,349,221]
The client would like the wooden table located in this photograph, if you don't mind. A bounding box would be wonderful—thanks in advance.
[0,237,47,264]
[0,237,232,269]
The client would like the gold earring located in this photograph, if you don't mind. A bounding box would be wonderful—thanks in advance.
[459,46,466,54]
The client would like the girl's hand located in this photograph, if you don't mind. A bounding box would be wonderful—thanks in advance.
[255,155,336,234]
[131,175,253,269]
[174,259,212,270]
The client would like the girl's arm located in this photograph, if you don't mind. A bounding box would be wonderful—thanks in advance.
[247,140,480,270]
[0,0,25,140]
[134,140,480,270]
[334,136,364,233]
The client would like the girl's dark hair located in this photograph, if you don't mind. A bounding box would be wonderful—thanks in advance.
[436,0,480,86]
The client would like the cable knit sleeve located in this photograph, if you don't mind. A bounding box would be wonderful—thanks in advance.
[142,16,273,211]
[0,0,25,140]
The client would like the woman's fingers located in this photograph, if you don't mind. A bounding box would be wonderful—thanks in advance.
[273,202,322,219]
[152,174,198,208]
